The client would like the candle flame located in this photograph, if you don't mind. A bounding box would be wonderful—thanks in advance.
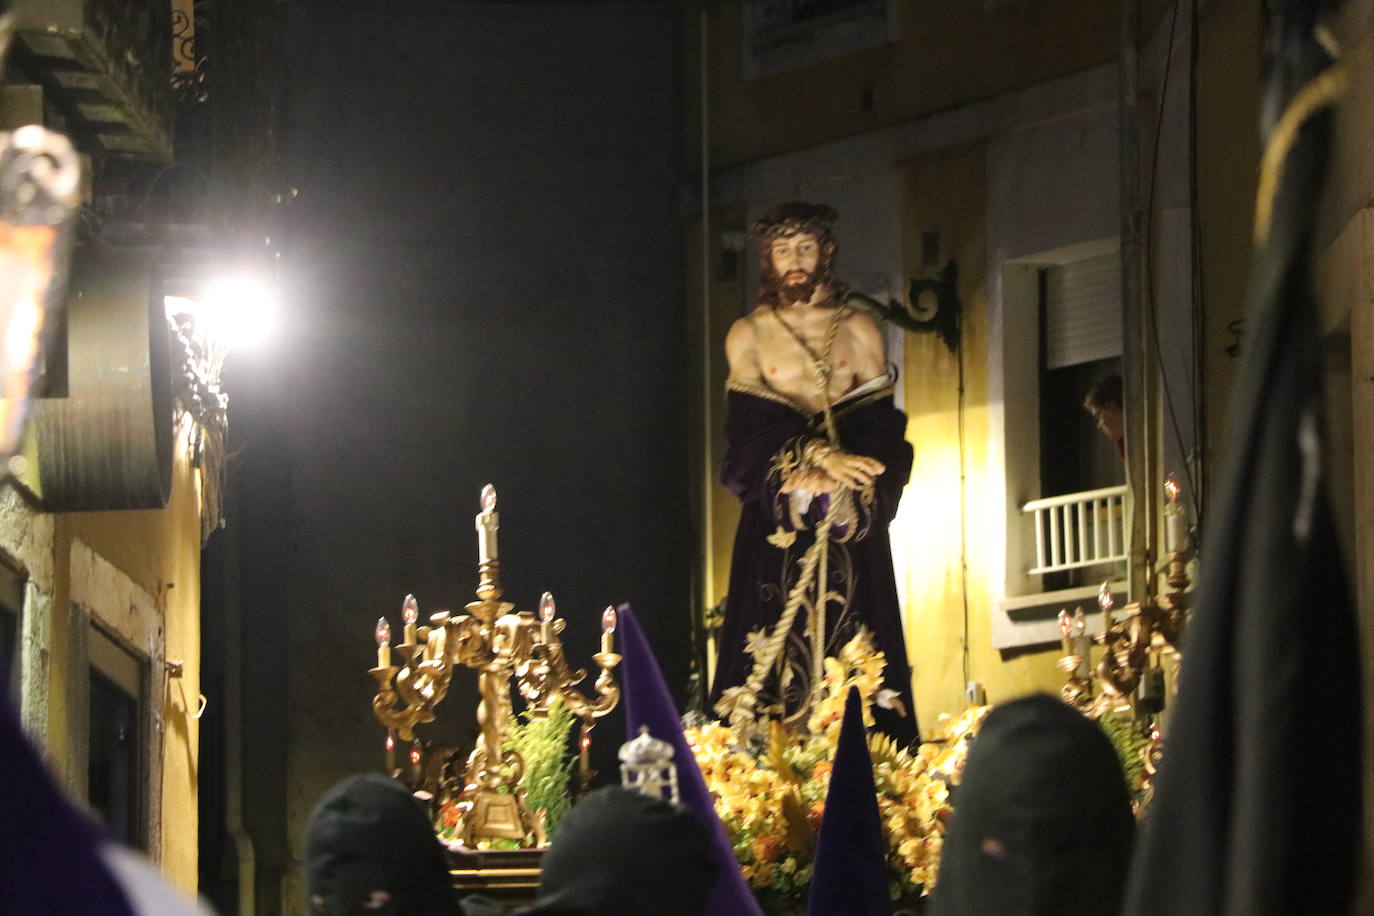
[1058,609,1071,635]
[1164,474,1181,505]
[385,733,394,751]
[1098,582,1114,612]
[480,483,497,513]
[375,617,392,647]
[411,742,422,767]
[601,606,617,635]
[539,591,556,622]
[402,594,419,625]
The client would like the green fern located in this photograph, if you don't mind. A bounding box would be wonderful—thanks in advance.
[506,697,577,835]
[1097,710,1149,798]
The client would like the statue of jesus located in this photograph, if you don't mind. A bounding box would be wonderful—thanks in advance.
[710,201,917,745]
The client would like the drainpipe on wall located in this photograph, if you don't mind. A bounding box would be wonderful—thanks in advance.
[698,9,717,687]
[1120,0,1158,602]
[222,495,257,913]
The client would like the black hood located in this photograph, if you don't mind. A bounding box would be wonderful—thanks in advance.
[519,787,716,916]
[930,694,1135,916]
[305,773,459,916]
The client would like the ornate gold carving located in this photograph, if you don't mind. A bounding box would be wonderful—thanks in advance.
[370,560,619,847]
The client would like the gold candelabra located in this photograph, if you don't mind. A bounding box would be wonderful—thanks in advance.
[369,484,621,847]
[1059,475,1191,805]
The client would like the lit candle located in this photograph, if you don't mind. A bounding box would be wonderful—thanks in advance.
[578,724,591,784]
[385,730,396,772]
[1164,474,1187,553]
[411,740,423,780]
[539,591,556,643]
[375,617,392,668]
[601,605,617,655]
[476,484,499,563]
[1098,581,1114,634]
[402,594,419,645]
[1071,609,1091,678]
[1058,609,1072,656]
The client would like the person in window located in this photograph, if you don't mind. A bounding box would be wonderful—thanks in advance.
[1083,373,1125,460]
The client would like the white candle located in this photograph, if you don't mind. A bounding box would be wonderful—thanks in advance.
[601,606,617,654]
[402,594,419,645]
[375,617,392,668]
[477,484,499,563]
[1071,610,1091,678]
[1165,510,1187,554]
[539,592,556,643]
[1163,473,1186,553]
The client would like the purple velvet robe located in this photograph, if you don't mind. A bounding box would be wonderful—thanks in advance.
[709,376,917,746]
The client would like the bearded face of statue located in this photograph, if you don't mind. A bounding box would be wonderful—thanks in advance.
[759,230,834,307]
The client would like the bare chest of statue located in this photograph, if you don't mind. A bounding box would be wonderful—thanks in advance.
[752,303,864,414]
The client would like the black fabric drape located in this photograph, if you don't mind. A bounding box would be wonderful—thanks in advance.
[1123,8,1362,913]
[712,384,916,745]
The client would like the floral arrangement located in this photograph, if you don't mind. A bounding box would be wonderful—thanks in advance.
[433,696,577,847]
[685,630,987,910]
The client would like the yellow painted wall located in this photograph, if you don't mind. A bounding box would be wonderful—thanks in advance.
[6,418,203,897]
[685,206,750,618]
[897,144,1062,736]
[686,1,1172,171]
[66,420,203,894]
[1195,0,1261,487]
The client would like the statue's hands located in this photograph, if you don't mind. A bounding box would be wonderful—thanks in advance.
[818,450,885,489]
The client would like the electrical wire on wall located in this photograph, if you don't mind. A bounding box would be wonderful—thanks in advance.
[955,305,973,695]
[1188,0,1207,530]
[1143,0,1206,531]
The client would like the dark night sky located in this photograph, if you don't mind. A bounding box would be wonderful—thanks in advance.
[207,4,688,909]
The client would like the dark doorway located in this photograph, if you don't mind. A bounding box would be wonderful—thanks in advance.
[88,632,144,849]
[0,562,20,698]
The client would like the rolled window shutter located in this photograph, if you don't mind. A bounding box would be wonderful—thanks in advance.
[1044,252,1122,369]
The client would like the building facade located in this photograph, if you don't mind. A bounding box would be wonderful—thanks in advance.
[686,0,1370,833]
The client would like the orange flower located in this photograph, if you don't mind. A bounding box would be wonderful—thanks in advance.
[753,835,784,864]
[812,760,832,781]
[807,802,825,832]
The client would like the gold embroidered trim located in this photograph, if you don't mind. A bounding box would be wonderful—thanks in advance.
[726,375,896,420]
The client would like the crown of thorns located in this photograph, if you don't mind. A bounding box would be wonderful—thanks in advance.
[749,202,839,242]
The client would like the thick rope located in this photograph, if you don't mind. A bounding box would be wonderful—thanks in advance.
[717,305,848,732]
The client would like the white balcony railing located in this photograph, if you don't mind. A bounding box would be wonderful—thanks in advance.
[1022,485,1128,576]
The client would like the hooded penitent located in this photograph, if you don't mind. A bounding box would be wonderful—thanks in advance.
[305,773,460,916]
[520,786,714,916]
[1121,5,1362,912]
[0,696,136,915]
[807,687,890,916]
[618,604,764,915]
[929,694,1135,916]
